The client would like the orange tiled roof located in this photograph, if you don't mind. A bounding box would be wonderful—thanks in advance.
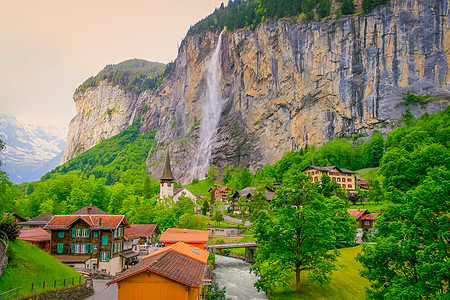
[124,228,139,240]
[362,213,380,221]
[347,209,369,220]
[143,241,209,264]
[18,228,50,242]
[44,215,128,230]
[160,228,209,243]
[108,244,207,287]
[130,224,159,237]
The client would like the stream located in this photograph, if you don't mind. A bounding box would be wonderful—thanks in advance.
[213,255,267,300]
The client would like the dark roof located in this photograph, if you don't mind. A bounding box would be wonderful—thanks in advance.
[302,165,357,174]
[5,213,26,222]
[71,205,108,215]
[160,151,174,181]
[44,215,129,230]
[108,250,206,287]
[130,224,159,237]
[233,187,256,198]
[17,213,55,226]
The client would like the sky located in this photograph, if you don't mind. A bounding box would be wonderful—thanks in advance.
[0,0,224,133]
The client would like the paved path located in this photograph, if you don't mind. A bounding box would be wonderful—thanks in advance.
[224,215,251,226]
[85,280,117,300]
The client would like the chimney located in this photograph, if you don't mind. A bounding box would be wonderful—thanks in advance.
[99,217,102,228]
[183,228,187,233]
[193,247,199,255]
[87,207,92,214]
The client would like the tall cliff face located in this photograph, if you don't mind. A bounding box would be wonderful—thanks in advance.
[62,81,143,163]
[64,0,450,184]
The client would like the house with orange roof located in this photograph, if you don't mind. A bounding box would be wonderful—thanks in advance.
[107,242,209,300]
[347,208,380,230]
[18,227,51,250]
[159,228,209,249]
[44,211,130,275]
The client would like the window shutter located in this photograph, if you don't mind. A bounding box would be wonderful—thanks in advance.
[106,252,110,262]
[90,244,93,253]
[71,243,75,254]
[72,228,76,238]
[102,235,108,245]
[86,228,90,238]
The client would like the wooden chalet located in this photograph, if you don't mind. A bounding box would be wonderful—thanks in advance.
[230,186,276,214]
[347,208,380,230]
[160,228,209,249]
[129,224,160,246]
[44,213,130,275]
[301,165,357,190]
[4,213,26,226]
[107,242,209,300]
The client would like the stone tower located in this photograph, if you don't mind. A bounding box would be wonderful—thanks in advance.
[160,150,174,198]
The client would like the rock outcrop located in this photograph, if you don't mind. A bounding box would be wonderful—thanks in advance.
[63,0,450,184]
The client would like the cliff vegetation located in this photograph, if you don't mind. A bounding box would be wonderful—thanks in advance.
[187,0,388,35]
[75,59,173,95]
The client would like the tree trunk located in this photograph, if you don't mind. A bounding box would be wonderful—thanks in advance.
[296,268,301,293]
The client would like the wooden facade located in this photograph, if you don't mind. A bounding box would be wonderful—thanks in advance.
[116,271,201,300]
[44,214,130,274]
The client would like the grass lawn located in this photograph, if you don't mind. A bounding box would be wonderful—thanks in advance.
[357,167,384,183]
[194,214,241,229]
[0,240,83,297]
[270,245,370,299]
[183,178,214,196]
[348,201,385,213]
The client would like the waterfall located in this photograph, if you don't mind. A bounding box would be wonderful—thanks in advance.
[129,106,137,126]
[191,29,225,180]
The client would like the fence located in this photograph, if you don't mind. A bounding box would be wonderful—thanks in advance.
[0,275,84,300]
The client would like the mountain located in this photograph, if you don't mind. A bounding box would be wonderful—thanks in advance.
[0,114,67,183]
[62,0,450,184]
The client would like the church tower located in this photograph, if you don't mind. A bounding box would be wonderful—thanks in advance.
[160,150,174,198]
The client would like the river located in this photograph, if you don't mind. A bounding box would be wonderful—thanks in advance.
[213,255,267,300]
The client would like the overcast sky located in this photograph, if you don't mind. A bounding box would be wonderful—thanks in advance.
[0,0,223,132]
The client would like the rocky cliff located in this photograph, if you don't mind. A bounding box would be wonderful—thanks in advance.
[63,0,450,184]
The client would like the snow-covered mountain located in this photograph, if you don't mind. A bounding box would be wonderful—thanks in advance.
[0,113,67,183]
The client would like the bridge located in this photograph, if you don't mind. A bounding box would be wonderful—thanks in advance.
[205,242,257,263]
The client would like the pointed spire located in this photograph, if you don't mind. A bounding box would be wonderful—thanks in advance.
[160,150,174,181]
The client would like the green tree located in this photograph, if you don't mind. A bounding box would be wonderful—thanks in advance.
[251,172,355,294]
[357,166,450,299]
[201,197,210,215]
[212,210,224,225]
[178,213,198,229]
[207,165,219,181]
[341,0,354,14]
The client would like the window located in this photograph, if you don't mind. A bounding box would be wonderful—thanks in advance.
[58,231,64,238]
[81,244,87,253]
[348,178,352,182]
[364,221,370,226]
[94,231,98,238]
[75,244,80,253]
[76,228,81,237]
[337,178,341,182]
[100,252,110,262]
[332,178,336,181]
[348,184,352,188]
[316,171,319,174]
[81,228,90,238]
[168,183,171,187]
[342,184,346,188]
[102,235,108,246]
[314,177,318,181]
[57,243,63,254]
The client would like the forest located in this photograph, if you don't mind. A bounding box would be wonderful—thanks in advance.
[75,59,174,95]
[186,0,389,36]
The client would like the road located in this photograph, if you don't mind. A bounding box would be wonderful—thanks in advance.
[223,215,251,226]
[85,280,117,300]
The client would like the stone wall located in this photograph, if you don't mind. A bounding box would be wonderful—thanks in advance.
[23,277,94,300]
[0,235,8,277]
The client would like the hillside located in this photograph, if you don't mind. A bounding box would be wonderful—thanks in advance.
[61,0,450,184]
[0,240,83,297]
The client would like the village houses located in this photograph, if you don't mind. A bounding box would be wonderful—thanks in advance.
[301,165,357,190]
